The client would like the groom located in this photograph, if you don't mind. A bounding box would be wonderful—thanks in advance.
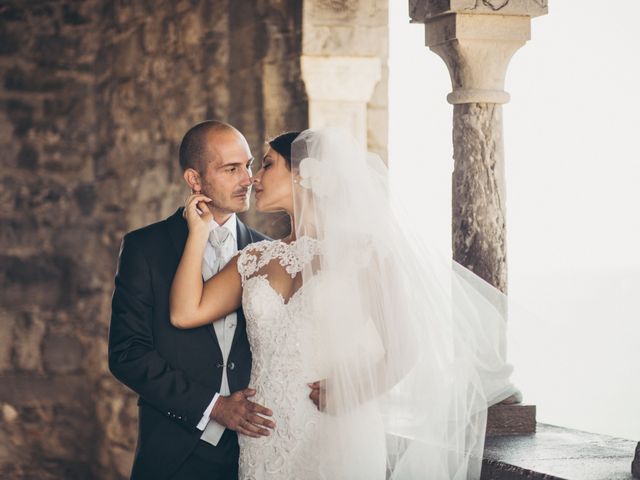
[109,121,274,480]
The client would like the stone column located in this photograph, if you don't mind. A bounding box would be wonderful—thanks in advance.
[302,0,389,160]
[409,0,547,293]
[301,55,382,148]
[409,0,547,434]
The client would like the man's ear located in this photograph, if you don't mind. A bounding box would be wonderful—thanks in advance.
[183,168,201,193]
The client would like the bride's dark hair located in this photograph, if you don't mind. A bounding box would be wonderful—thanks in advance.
[268,131,301,169]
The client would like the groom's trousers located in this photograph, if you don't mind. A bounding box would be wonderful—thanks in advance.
[170,430,239,480]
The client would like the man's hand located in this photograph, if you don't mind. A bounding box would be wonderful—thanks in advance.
[211,389,275,438]
[308,381,325,411]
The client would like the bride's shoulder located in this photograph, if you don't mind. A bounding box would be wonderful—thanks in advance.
[239,239,283,258]
[241,239,274,253]
[239,239,272,262]
[238,237,319,267]
[237,239,281,280]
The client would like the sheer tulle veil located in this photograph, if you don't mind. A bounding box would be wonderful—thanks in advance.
[290,128,515,479]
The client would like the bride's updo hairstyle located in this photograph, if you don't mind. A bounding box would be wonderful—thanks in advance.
[268,131,301,169]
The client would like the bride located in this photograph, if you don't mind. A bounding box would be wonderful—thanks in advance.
[169,128,515,479]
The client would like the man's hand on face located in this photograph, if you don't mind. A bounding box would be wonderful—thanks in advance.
[308,381,325,411]
[211,389,275,438]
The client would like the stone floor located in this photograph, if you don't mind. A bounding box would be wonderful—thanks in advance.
[482,423,638,480]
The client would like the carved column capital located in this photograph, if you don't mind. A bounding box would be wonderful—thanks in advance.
[409,0,548,24]
[409,0,547,104]
[301,56,382,103]
[301,55,382,146]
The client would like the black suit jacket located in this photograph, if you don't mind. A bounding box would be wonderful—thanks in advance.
[108,208,270,479]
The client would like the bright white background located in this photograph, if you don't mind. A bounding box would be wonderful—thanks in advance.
[389,1,640,440]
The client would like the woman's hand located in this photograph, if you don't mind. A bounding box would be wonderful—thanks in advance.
[184,193,213,243]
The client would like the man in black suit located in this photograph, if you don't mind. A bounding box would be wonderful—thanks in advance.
[109,121,274,480]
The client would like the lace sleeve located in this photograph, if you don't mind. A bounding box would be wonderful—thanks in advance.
[237,240,273,286]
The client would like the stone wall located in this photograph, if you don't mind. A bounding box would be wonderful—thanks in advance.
[0,1,306,478]
[229,1,308,238]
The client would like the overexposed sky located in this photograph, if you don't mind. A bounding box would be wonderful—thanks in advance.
[389,1,640,440]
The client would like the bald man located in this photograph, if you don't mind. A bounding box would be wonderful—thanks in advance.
[109,121,271,480]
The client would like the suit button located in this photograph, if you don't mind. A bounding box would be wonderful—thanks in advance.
[228,362,235,370]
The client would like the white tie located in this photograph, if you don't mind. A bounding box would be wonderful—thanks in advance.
[209,226,232,269]
[203,226,233,278]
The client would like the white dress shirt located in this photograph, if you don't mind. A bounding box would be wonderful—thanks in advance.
[196,214,238,446]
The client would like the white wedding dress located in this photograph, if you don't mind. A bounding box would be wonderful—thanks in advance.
[236,238,386,480]
[226,128,514,479]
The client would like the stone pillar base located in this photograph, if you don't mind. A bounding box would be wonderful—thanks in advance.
[487,404,536,436]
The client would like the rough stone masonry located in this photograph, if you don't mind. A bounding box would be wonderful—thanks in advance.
[0,1,306,478]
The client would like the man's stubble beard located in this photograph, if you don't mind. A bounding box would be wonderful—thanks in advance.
[233,196,251,214]
[200,183,251,215]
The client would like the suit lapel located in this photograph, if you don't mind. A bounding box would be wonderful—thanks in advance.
[166,207,223,355]
[236,218,253,251]
[166,208,188,257]
[231,219,255,350]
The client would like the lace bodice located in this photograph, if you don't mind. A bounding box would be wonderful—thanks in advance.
[235,238,323,480]
[234,238,385,480]
[237,237,322,282]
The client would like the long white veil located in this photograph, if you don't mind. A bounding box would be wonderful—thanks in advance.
[290,128,515,479]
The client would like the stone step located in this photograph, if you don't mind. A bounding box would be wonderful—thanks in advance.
[482,423,639,480]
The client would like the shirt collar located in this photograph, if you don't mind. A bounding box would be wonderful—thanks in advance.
[208,214,237,241]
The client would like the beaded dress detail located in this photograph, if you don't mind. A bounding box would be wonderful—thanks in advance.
[236,238,324,480]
